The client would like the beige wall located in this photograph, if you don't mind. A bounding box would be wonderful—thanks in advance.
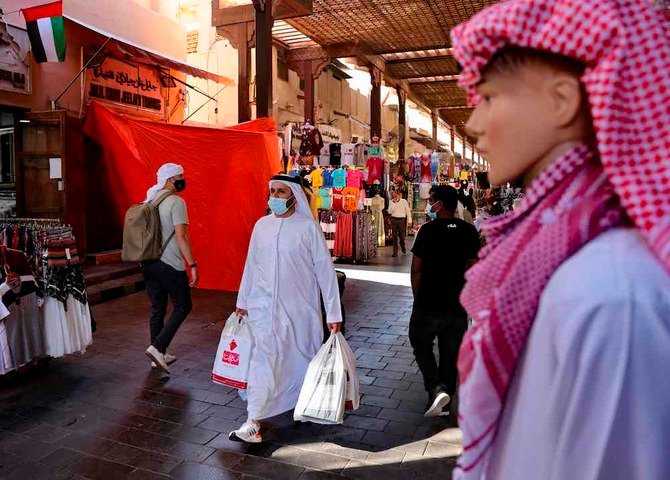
[2,0,186,60]
[274,58,402,146]
[0,18,178,122]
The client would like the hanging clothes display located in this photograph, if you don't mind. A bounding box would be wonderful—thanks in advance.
[319,210,338,255]
[353,211,377,261]
[430,151,440,182]
[319,210,377,262]
[341,143,356,165]
[329,143,342,166]
[420,154,433,183]
[0,220,93,376]
[299,122,324,156]
[1,275,44,368]
[371,195,386,247]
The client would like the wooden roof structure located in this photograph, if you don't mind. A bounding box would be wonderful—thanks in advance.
[285,0,501,142]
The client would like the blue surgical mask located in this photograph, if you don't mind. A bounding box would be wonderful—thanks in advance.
[425,202,438,220]
[268,197,290,215]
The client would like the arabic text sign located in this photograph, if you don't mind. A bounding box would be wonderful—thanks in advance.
[85,58,165,116]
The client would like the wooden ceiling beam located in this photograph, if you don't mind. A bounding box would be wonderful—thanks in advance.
[386,54,455,65]
[212,0,313,27]
[273,0,313,20]
[433,105,471,110]
[406,77,459,85]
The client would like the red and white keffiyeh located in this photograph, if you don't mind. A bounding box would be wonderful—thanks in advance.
[450,0,670,477]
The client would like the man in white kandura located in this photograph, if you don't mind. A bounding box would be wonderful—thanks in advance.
[230,174,343,443]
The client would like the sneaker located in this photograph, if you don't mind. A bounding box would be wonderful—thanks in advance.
[438,405,451,417]
[424,389,451,418]
[146,345,171,374]
[151,353,177,369]
[229,421,262,443]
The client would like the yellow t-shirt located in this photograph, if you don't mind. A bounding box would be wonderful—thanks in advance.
[460,170,469,181]
[309,168,324,188]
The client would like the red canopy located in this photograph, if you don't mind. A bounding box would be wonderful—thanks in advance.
[84,102,282,291]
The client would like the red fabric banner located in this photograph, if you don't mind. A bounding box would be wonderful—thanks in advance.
[83,101,282,292]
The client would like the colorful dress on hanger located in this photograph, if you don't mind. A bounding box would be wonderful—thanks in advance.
[420,154,433,183]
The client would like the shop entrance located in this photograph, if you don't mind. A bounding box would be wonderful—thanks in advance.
[14,110,66,219]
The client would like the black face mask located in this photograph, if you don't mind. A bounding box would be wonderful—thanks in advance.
[173,179,186,192]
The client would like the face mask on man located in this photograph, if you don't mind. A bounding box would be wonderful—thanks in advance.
[268,196,294,215]
[425,201,440,220]
[173,179,186,192]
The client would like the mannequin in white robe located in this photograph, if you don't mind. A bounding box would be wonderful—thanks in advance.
[231,175,342,441]
[486,229,670,479]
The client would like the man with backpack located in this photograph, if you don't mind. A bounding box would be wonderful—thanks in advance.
[128,163,198,374]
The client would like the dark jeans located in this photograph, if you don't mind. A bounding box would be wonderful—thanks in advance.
[391,217,407,254]
[143,261,192,353]
[409,307,467,396]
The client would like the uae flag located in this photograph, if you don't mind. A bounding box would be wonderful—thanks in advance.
[22,1,66,63]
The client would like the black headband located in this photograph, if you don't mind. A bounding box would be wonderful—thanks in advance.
[271,175,303,186]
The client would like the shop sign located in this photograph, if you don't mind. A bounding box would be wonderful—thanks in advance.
[85,57,165,116]
[318,124,342,143]
[292,122,341,143]
[0,22,31,95]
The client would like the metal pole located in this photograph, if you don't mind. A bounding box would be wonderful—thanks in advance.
[52,37,112,110]
[169,75,218,102]
[181,86,227,124]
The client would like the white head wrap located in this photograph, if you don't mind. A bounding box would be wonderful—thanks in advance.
[145,163,184,203]
[268,176,313,219]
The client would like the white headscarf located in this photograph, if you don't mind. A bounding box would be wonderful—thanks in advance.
[145,163,184,203]
[269,176,313,219]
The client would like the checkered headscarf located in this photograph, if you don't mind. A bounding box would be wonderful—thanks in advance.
[450,1,670,477]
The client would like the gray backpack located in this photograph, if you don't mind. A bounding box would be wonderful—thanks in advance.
[122,191,175,263]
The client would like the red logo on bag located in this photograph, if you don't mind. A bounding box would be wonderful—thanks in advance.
[223,351,239,366]
[229,340,237,351]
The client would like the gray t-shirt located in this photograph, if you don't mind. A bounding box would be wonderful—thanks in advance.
[155,190,189,271]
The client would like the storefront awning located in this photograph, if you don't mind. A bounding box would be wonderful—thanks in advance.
[64,15,235,86]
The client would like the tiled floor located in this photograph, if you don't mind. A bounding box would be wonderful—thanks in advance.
[0,247,461,479]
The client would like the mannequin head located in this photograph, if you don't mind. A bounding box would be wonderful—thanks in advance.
[466,46,592,186]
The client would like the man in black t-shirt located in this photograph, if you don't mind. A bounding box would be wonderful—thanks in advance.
[410,185,481,417]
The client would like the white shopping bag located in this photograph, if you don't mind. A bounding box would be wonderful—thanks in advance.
[294,332,352,425]
[211,313,253,389]
[338,335,360,411]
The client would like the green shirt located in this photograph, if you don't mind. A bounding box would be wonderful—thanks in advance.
[155,190,189,271]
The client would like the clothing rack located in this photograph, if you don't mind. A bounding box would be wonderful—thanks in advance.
[319,210,377,263]
[0,219,93,375]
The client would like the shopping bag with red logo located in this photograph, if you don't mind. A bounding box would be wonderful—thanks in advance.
[211,313,252,389]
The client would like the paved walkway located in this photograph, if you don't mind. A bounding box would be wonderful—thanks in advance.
[0,248,462,479]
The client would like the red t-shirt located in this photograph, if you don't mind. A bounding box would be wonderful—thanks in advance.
[331,187,344,211]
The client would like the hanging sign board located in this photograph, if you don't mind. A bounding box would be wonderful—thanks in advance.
[0,22,31,95]
[85,57,165,117]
